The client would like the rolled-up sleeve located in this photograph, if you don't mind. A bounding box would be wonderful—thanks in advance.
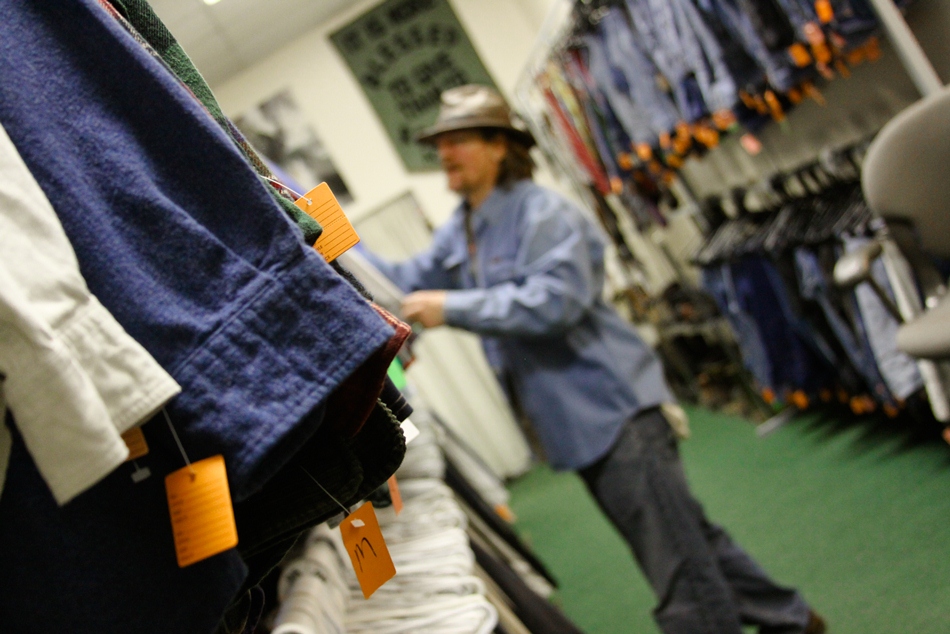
[444,197,601,337]
[0,122,183,504]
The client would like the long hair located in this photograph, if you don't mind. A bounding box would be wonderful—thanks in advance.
[480,129,535,187]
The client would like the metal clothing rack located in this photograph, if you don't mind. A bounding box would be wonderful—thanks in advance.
[866,0,942,96]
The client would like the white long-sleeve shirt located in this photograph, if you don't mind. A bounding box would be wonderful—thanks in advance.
[0,123,181,504]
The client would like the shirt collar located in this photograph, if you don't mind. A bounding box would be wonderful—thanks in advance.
[462,179,533,233]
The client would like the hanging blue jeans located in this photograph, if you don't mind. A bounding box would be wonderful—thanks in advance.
[758,257,838,394]
[731,256,829,396]
[702,264,774,391]
[842,237,923,400]
[795,247,895,405]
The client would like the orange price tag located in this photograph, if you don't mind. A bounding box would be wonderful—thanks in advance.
[815,0,834,23]
[340,502,396,599]
[846,48,866,66]
[692,124,720,149]
[788,43,813,67]
[665,154,684,169]
[712,109,737,131]
[165,455,238,568]
[835,59,851,78]
[803,22,826,47]
[802,82,827,106]
[122,427,149,461]
[293,183,360,262]
[764,90,786,123]
[387,476,404,515]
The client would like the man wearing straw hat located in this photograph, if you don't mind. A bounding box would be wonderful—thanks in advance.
[363,84,825,634]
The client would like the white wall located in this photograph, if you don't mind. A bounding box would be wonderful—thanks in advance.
[213,0,560,228]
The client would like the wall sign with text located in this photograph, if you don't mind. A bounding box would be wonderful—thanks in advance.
[330,0,497,172]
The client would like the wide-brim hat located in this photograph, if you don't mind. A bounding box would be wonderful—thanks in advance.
[416,84,536,147]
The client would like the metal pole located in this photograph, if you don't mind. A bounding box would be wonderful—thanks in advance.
[866,0,943,97]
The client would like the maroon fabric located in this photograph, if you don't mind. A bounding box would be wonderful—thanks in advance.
[325,304,412,437]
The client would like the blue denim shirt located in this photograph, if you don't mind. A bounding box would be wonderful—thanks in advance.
[365,181,671,470]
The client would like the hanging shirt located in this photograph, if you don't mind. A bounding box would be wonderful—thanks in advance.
[702,0,797,92]
[598,10,680,137]
[583,32,653,146]
[623,0,738,119]
[0,123,181,505]
[364,180,672,470]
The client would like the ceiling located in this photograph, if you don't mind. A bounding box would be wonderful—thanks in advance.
[149,0,354,87]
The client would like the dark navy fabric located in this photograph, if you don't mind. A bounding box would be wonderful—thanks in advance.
[0,416,248,634]
[701,264,774,390]
[754,256,836,395]
[731,256,827,397]
[0,0,393,500]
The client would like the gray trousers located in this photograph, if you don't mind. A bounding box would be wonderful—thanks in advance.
[578,409,810,634]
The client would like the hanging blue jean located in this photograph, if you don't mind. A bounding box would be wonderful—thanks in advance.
[795,247,896,405]
[830,0,879,37]
[702,0,796,92]
[691,0,766,90]
[759,257,838,394]
[731,256,827,396]
[598,12,680,137]
[772,256,868,396]
[843,236,923,400]
[702,265,774,391]
[585,32,655,146]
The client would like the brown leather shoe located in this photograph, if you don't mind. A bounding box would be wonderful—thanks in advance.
[805,610,827,634]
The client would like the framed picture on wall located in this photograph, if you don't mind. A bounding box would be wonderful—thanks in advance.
[330,0,498,172]
[234,89,353,204]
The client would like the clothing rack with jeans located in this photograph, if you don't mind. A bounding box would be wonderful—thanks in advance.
[693,151,941,425]
[512,0,948,423]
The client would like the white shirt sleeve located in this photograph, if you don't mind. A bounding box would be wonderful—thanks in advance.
[0,266,129,504]
[0,123,181,504]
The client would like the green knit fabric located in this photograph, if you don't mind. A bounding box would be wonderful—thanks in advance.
[109,0,322,244]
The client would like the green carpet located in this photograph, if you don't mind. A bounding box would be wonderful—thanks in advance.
[507,406,950,634]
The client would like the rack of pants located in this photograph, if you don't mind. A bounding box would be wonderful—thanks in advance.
[696,178,928,418]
